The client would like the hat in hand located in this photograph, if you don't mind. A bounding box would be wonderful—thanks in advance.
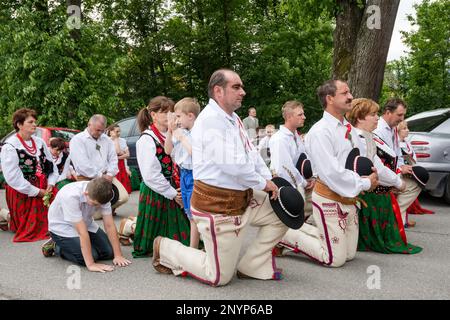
[269,177,304,230]
[110,183,120,207]
[296,153,313,180]
[345,147,374,176]
[411,166,429,187]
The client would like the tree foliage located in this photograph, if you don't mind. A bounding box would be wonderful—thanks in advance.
[382,0,449,115]
[0,0,334,136]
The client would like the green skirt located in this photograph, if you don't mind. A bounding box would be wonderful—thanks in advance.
[130,168,141,191]
[357,192,422,254]
[55,179,73,191]
[132,182,190,258]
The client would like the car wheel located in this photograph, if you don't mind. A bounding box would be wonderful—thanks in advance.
[444,176,450,205]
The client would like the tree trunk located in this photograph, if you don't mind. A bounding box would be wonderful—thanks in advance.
[222,0,232,66]
[333,0,364,81]
[333,0,400,102]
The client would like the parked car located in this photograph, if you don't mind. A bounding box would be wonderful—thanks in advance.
[0,127,80,150]
[113,116,140,170]
[406,108,450,203]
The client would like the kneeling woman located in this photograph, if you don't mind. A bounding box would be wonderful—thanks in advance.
[347,99,422,254]
[132,96,190,257]
[0,108,57,242]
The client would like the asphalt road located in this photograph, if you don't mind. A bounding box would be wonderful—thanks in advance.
[0,190,449,300]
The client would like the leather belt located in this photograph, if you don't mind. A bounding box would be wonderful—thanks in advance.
[191,180,253,216]
[314,179,367,208]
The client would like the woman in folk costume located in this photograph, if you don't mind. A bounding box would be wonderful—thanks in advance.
[48,137,75,197]
[347,99,422,254]
[106,124,132,194]
[0,108,58,242]
[132,96,190,258]
[397,121,434,215]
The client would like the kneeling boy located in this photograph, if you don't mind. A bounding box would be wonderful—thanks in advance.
[43,177,131,272]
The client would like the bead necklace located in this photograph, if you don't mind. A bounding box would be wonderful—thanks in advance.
[16,133,37,156]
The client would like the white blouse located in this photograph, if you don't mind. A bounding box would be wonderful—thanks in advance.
[53,152,72,183]
[0,135,58,196]
[137,129,177,200]
[355,128,403,189]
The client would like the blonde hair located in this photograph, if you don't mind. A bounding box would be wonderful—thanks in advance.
[174,97,201,117]
[397,120,408,131]
[282,100,304,120]
[347,98,379,127]
[265,124,275,130]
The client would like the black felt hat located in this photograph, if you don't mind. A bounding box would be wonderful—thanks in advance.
[345,147,374,176]
[269,177,304,230]
[296,153,313,180]
[411,166,429,187]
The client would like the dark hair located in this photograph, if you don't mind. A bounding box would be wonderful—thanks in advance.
[106,124,120,137]
[317,80,340,109]
[86,177,113,205]
[383,98,407,114]
[49,137,66,151]
[208,69,233,99]
[12,108,37,132]
[137,96,175,133]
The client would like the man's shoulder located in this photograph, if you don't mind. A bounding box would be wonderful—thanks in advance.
[71,130,87,141]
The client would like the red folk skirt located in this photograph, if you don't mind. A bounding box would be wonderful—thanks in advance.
[5,173,49,242]
[116,159,132,194]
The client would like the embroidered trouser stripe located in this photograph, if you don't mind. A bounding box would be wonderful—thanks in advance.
[279,192,358,267]
[158,190,288,286]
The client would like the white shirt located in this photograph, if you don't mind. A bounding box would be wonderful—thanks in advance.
[69,129,119,178]
[0,135,58,196]
[172,129,193,170]
[373,117,404,167]
[192,99,271,191]
[48,181,111,238]
[305,111,371,198]
[257,135,270,151]
[355,128,403,189]
[137,129,178,200]
[53,152,72,183]
[269,125,307,188]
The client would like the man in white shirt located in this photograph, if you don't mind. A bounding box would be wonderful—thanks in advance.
[257,124,275,166]
[242,106,259,145]
[269,101,317,256]
[152,69,288,286]
[373,99,420,228]
[43,178,131,272]
[70,115,128,214]
[277,80,378,267]
[269,100,314,197]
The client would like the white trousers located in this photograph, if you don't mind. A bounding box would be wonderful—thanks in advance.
[279,192,358,267]
[396,176,421,225]
[158,190,288,286]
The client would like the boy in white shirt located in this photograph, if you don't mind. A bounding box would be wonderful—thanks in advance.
[165,98,201,248]
[42,177,131,272]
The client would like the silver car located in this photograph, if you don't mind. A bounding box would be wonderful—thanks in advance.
[406,108,450,204]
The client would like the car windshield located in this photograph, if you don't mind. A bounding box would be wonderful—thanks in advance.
[407,112,450,132]
[51,129,77,141]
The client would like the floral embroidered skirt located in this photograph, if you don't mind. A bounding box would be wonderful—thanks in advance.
[132,182,190,258]
[5,176,49,242]
[357,192,422,254]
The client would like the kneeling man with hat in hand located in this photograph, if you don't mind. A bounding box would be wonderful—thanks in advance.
[151,69,304,285]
